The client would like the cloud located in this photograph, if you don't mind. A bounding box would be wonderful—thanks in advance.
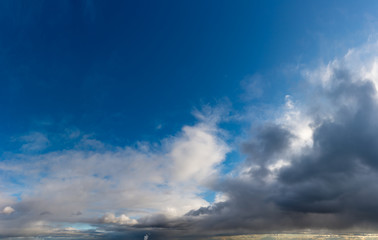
[240,74,265,101]
[4,40,378,239]
[0,111,230,238]
[174,40,378,237]
[1,206,14,215]
[18,132,50,152]
[101,213,138,225]
[169,124,229,183]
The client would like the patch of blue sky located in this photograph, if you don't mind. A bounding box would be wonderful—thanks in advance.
[2,1,378,238]
[221,151,244,175]
[1,0,376,148]
[60,223,95,231]
[201,190,217,204]
[1,172,26,187]
[11,192,22,201]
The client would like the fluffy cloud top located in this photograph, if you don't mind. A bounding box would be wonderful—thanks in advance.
[1,206,14,215]
[0,117,229,238]
[101,213,138,225]
[178,41,378,238]
[4,40,378,239]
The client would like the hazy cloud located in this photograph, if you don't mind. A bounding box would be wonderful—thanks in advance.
[19,132,50,152]
[240,74,265,101]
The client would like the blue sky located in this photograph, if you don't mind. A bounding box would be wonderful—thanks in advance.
[3,1,378,239]
[2,0,374,147]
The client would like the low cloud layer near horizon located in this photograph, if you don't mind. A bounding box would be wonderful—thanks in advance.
[3,40,378,239]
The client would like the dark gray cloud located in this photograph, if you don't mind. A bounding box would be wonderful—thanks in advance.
[4,44,378,240]
[144,56,378,238]
[185,202,228,217]
[241,124,294,180]
[277,73,378,213]
[75,55,378,240]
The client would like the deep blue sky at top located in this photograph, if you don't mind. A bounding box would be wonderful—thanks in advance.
[0,0,376,149]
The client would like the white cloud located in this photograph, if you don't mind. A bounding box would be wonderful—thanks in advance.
[101,213,138,225]
[19,132,50,151]
[169,124,230,183]
[1,206,14,214]
[0,114,230,235]
[214,192,229,203]
[234,40,378,186]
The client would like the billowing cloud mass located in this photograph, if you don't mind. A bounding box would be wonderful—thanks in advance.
[3,41,378,239]
[180,41,378,237]
[0,118,229,238]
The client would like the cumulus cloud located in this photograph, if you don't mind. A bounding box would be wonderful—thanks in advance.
[169,124,229,183]
[4,41,378,239]
[175,40,378,237]
[101,213,138,225]
[1,206,14,215]
[0,112,229,238]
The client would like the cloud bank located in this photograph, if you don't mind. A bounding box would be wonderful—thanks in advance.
[179,41,378,237]
[0,117,229,238]
[3,41,378,239]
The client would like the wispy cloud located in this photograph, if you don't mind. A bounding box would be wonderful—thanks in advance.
[18,132,50,152]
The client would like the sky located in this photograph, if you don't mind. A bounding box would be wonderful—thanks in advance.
[3,0,378,239]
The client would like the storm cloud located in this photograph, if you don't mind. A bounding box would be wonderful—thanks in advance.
[82,42,378,240]
[171,41,378,237]
[3,32,378,240]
